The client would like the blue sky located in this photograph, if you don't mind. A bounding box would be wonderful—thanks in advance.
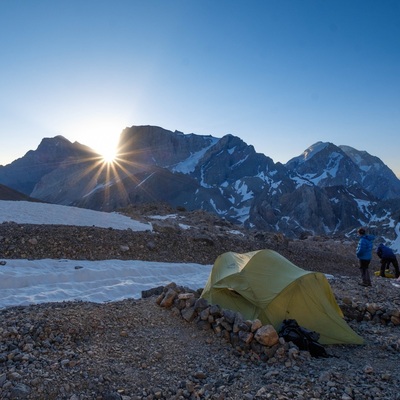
[1,0,399,176]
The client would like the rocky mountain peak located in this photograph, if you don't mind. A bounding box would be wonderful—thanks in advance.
[0,126,399,244]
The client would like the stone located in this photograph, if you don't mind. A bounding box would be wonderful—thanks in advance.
[194,297,209,311]
[178,293,195,300]
[251,319,263,332]
[160,288,177,308]
[10,383,31,398]
[254,325,279,347]
[238,330,253,344]
[142,286,164,298]
[222,309,236,324]
[181,307,197,322]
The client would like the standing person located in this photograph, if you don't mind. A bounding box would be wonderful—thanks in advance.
[376,243,400,278]
[356,228,375,287]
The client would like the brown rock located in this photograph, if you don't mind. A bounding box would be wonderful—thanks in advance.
[254,325,279,347]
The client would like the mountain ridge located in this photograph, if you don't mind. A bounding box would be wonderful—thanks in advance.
[1,125,399,245]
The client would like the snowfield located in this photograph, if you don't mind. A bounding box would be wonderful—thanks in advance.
[0,201,211,308]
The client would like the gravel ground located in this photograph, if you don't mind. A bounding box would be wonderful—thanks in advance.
[1,205,400,399]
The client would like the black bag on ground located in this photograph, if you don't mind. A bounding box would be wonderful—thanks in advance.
[278,319,330,358]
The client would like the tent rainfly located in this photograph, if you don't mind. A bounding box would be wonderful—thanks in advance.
[200,249,364,345]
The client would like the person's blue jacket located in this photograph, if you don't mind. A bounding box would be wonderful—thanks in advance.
[376,243,396,259]
[356,234,375,260]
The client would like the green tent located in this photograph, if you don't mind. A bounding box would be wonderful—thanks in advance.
[201,249,363,345]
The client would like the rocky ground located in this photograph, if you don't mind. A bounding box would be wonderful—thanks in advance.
[1,204,400,399]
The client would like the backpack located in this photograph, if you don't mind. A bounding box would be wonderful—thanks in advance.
[278,319,331,358]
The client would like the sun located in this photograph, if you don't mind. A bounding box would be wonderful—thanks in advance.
[101,147,118,164]
[90,135,120,164]
[68,115,124,164]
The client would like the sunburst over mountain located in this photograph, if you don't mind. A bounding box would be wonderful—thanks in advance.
[1,125,400,248]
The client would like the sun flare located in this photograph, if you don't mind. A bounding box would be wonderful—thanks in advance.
[69,116,124,165]
[101,147,117,164]
[91,136,120,164]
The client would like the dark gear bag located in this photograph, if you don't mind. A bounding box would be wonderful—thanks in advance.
[278,319,330,358]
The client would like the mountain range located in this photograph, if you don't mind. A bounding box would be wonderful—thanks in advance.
[1,125,400,243]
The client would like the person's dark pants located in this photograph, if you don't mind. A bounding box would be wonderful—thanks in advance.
[380,257,400,278]
[359,259,372,286]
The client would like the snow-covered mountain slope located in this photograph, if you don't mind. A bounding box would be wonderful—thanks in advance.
[1,127,399,240]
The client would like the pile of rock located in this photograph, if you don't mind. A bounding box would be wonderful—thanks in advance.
[340,297,400,326]
[329,277,400,327]
[153,279,400,365]
[154,283,320,364]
